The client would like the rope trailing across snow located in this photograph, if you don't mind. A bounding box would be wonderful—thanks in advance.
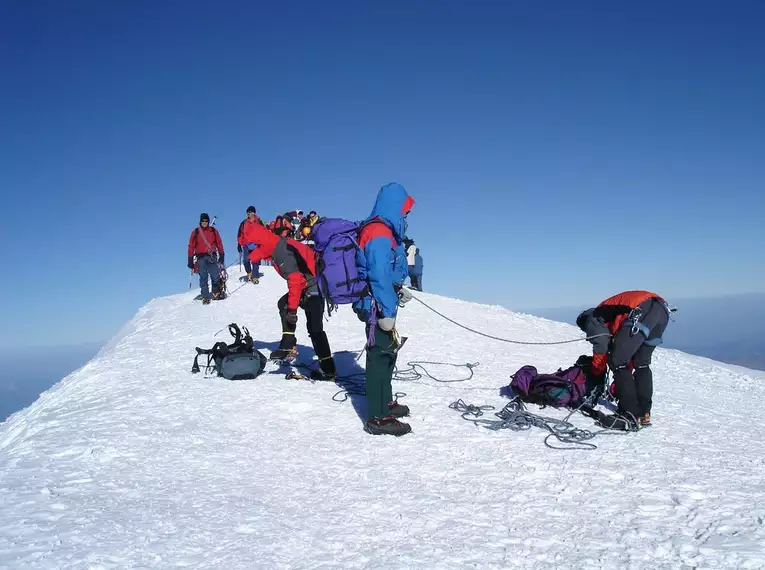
[410,294,611,345]
[394,360,479,383]
[281,360,479,403]
[224,280,251,298]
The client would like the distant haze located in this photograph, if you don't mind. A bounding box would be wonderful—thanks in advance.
[0,343,102,422]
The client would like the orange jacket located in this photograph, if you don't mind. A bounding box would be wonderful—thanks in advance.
[597,291,664,335]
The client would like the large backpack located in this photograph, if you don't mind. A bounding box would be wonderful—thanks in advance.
[272,215,295,238]
[505,355,592,408]
[310,218,371,314]
[191,323,267,380]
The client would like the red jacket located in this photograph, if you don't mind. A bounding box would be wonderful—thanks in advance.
[237,217,262,246]
[243,223,317,310]
[359,219,396,249]
[188,226,224,257]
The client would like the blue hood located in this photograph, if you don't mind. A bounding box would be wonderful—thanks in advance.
[365,183,413,241]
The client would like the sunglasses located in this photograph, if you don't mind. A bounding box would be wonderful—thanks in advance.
[201,220,209,224]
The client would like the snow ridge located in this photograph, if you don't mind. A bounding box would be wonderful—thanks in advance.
[1,266,764,569]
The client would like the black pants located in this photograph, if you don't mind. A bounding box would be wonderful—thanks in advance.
[277,294,334,373]
[609,298,669,418]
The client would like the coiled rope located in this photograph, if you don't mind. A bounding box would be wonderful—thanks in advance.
[451,397,631,450]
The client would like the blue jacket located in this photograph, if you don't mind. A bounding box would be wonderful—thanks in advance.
[354,183,413,320]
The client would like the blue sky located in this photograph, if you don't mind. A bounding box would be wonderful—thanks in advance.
[1,0,763,348]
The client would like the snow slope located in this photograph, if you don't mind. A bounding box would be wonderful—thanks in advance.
[2,266,765,569]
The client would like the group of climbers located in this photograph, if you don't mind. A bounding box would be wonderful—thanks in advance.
[268,210,320,242]
[188,207,323,298]
[187,186,669,437]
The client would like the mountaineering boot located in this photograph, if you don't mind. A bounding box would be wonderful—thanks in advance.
[201,297,211,305]
[364,416,411,436]
[310,369,336,381]
[270,347,297,362]
[286,370,309,381]
[248,273,259,284]
[310,356,337,381]
[639,412,652,427]
[595,411,639,432]
[320,355,336,373]
[578,403,600,420]
[388,400,410,418]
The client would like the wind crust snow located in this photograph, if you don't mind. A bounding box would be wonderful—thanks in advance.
[1,265,764,569]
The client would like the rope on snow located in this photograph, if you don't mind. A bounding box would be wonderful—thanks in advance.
[409,294,611,346]
[450,397,631,451]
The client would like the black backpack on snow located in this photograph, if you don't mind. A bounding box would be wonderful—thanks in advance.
[191,323,267,380]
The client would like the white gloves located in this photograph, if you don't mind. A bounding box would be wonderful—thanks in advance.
[398,286,413,307]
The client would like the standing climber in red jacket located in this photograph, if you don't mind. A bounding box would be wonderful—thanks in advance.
[187,213,225,305]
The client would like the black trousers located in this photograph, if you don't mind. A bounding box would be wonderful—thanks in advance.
[277,293,334,373]
[609,298,669,418]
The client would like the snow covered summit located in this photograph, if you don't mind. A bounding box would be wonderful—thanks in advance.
[2,265,765,569]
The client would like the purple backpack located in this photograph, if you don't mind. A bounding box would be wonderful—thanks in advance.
[507,363,588,408]
[311,218,370,314]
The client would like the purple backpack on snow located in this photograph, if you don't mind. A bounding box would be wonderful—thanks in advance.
[310,218,370,314]
[506,360,589,408]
